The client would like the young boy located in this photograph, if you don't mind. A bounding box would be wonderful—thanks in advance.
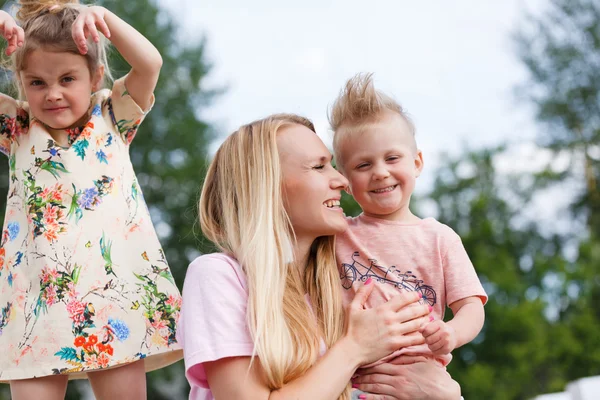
[330,73,487,398]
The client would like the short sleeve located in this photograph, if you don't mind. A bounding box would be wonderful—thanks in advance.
[441,229,488,306]
[177,254,254,390]
[0,93,29,156]
[108,75,155,145]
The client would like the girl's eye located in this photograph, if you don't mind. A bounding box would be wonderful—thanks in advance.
[30,80,44,86]
[62,76,75,83]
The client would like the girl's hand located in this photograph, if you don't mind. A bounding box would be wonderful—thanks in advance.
[0,11,24,56]
[345,280,431,366]
[71,6,111,55]
[421,319,457,356]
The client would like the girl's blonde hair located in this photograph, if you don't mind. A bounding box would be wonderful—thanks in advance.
[329,72,416,170]
[200,113,351,399]
[7,0,112,99]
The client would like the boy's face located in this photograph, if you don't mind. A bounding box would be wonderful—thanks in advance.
[339,112,423,221]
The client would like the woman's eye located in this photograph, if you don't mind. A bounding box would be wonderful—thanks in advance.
[313,164,325,170]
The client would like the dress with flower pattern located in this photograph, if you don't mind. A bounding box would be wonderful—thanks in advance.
[0,76,182,381]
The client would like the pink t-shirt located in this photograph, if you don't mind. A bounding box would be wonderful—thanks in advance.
[336,215,488,367]
[177,253,254,400]
[177,253,327,400]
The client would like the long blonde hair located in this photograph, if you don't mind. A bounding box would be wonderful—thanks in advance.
[200,113,350,399]
[6,0,112,99]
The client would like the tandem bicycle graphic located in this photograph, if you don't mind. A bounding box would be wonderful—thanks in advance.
[340,251,437,307]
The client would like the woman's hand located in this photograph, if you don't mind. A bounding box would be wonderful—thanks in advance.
[71,6,111,55]
[353,359,462,400]
[345,279,431,366]
[0,11,24,55]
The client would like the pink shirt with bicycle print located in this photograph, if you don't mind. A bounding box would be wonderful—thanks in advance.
[336,215,488,368]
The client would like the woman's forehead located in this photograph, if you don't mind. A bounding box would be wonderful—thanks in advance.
[277,124,329,160]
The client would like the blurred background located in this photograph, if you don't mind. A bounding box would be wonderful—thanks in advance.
[1,0,598,398]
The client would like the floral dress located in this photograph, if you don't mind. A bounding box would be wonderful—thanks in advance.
[0,76,182,381]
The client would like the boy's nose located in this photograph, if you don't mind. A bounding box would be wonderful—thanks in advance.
[372,165,390,180]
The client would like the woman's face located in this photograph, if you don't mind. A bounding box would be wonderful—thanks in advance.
[277,124,349,241]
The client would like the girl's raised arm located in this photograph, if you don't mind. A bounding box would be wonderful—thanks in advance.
[71,6,162,110]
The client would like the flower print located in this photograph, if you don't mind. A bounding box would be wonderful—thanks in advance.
[66,282,79,298]
[43,204,59,224]
[97,352,110,368]
[105,344,114,356]
[91,105,101,117]
[39,188,51,200]
[74,336,86,347]
[87,334,98,346]
[50,184,65,202]
[85,354,99,369]
[96,149,108,164]
[0,247,5,270]
[108,318,130,342]
[165,295,181,309]
[7,222,19,241]
[43,223,59,242]
[66,299,87,321]
[78,187,99,210]
[150,330,167,347]
[44,284,58,306]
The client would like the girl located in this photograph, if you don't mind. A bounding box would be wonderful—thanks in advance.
[0,1,182,399]
[177,113,447,399]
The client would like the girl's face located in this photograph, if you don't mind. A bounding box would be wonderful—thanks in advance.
[277,124,349,242]
[19,49,104,134]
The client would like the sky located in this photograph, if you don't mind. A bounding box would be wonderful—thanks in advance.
[162,0,545,163]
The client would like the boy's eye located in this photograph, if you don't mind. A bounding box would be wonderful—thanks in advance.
[387,156,400,162]
[356,163,369,169]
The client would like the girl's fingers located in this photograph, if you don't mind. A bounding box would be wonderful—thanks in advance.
[85,18,99,42]
[71,21,87,53]
[15,26,24,46]
[95,17,110,39]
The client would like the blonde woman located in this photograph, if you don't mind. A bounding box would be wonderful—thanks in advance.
[177,114,460,400]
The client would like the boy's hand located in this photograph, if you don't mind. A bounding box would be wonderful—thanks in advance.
[71,6,111,55]
[421,319,457,356]
[0,11,24,55]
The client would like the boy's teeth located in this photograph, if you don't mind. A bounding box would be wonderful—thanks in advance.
[373,186,395,193]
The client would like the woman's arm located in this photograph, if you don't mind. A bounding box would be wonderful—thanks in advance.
[71,6,162,109]
[203,288,430,400]
[351,358,462,400]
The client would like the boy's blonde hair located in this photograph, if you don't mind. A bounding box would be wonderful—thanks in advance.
[200,113,351,399]
[6,0,112,99]
[329,73,415,170]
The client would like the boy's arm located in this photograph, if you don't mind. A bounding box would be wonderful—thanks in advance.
[422,296,484,355]
[447,296,485,348]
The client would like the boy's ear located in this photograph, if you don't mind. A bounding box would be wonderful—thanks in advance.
[92,65,105,92]
[414,150,424,177]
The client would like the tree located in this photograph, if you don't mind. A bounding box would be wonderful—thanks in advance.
[0,0,217,398]
[515,0,600,390]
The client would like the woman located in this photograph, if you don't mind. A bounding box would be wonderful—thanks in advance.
[177,113,460,399]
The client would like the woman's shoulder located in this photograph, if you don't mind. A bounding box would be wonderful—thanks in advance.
[184,252,247,291]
